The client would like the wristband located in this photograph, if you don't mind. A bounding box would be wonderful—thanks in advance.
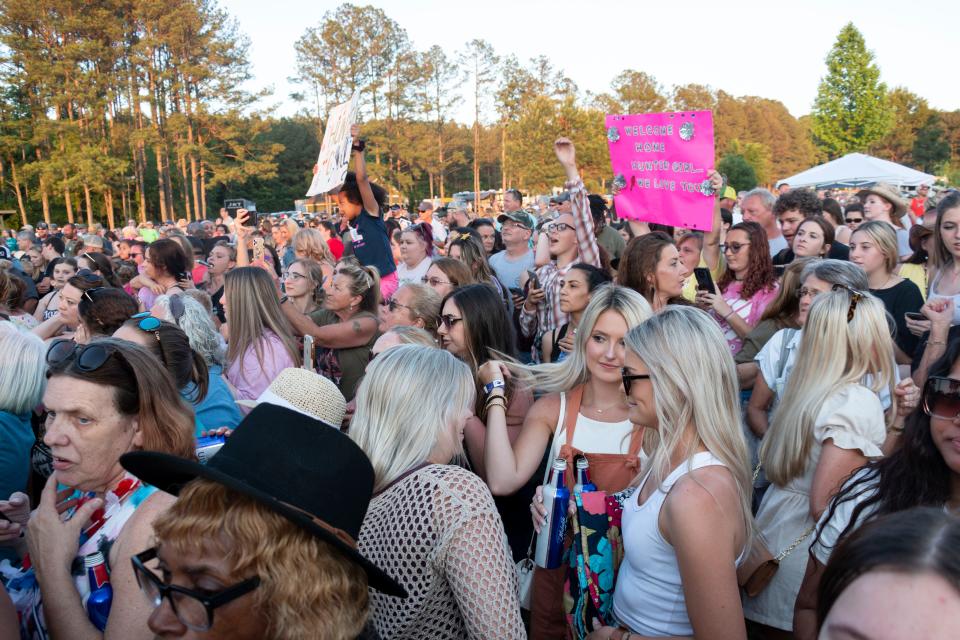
[352,139,366,152]
[279,295,289,305]
[484,379,505,395]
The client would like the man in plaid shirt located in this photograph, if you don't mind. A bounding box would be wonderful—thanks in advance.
[519,138,601,361]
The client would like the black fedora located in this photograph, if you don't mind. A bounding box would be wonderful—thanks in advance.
[120,403,406,598]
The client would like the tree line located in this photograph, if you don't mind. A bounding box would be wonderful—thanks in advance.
[1,4,957,228]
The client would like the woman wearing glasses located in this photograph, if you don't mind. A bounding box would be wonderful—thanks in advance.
[281,259,326,321]
[701,216,780,354]
[791,337,960,638]
[378,283,441,338]
[281,259,379,401]
[743,289,897,637]
[588,306,753,640]
[396,223,434,287]
[0,338,194,639]
[421,257,474,299]
[480,285,652,639]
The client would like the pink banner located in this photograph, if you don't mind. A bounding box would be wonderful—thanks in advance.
[606,111,716,231]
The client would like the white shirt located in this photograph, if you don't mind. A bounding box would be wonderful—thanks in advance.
[396,257,432,288]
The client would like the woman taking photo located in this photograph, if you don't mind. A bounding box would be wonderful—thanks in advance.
[0,338,195,638]
[223,267,300,403]
[379,282,441,337]
[396,223,434,287]
[617,232,689,311]
[743,289,897,637]
[350,345,524,639]
[422,257,474,299]
[702,219,780,354]
[792,216,834,259]
[848,220,924,362]
[281,259,379,400]
[479,285,653,639]
[790,337,960,639]
[33,257,78,322]
[588,306,753,640]
[542,263,612,363]
[436,284,534,560]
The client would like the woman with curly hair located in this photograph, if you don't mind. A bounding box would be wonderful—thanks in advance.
[702,218,780,353]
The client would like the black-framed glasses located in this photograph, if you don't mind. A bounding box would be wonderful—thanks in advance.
[923,376,960,420]
[387,299,414,313]
[545,222,574,234]
[831,283,864,322]
[621,369,651,395]
[47,340,118,372]
[720,242,750,254]
[440,314,463,330]
[82,287,106,304]
[845,217,863,224]
[422,276,452,288]
[132,547,261,632]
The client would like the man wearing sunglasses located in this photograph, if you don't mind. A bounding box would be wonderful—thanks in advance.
[518,138,601,362]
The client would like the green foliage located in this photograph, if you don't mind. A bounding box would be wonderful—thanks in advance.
[912,115,951,174]
[869,87,931,164]
[811,23,893,158]
[717,153,758,192]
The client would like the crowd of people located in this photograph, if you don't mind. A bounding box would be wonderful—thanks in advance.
[0,126,959,640]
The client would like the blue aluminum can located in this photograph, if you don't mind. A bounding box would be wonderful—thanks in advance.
[534,458,570,569]
[85,551,113,631]
[196,434,227,465]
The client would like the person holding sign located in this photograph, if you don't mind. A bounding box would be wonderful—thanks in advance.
[331,124,398,301]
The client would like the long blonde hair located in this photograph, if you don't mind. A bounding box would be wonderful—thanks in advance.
[293,228,335,264]
[508,284,653,393]
[349,345,474,491]
[624,306,753,547]
[224,267,301,379]
[761,290,896,486]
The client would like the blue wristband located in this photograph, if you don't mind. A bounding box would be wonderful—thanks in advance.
[484,379,505,395]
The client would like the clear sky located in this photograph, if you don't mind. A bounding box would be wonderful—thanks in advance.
[224,0,958,122]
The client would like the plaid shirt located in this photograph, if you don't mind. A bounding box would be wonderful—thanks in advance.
[520,179,600,343]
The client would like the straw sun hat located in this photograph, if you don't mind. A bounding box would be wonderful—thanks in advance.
[236,367,347,428]
[856,183,907,218]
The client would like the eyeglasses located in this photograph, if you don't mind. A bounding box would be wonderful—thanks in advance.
[796,287,825,299]
[422,276,453,288]
[845,217,863,224]
[132,547,261,632]
[501,222,528,232]
[720,242,750,254]
[47,340,120,372]
[282,271,306,281]
[621,369,651,395]
[82,287,106,304]
[923,376,960,420]
[545,222,574,234]
[387,299,414,314]
[831,283,864,322]
[440,314,463,330]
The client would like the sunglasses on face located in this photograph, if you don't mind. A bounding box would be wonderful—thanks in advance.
[621,369,651,395]
[846,217,863,224]
[720,242,750,254]
[923,376,960,420]
[440,314,463,330]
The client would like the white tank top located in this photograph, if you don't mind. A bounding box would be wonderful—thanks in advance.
[547,391,635,463]
[612,451,736,636]
[929,269,960,325]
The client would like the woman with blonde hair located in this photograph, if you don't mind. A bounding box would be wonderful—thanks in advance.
[282,258,327,321]
[743,289,897,637]
[379,282,441,336]
[223,267,300,404]
[848,220,923,363]
[292,228,335,276]
[589,305,752,640]
[449,234,511,310]
[480,284,653,639]
[282,259,380,400]
[350,345,524,639]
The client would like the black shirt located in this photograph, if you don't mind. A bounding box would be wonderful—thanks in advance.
[871,279,924,358]
[772,242,849,266]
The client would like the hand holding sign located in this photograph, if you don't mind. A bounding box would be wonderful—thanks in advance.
[306,91,361,197]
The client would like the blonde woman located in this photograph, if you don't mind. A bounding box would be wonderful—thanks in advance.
[743,290,897,636]
[292,228,335,280]
[350,345,524,640]
[281,259,380,400]
[223,267,300,404]
[589,306,753,640]
[848,221,923,363]
[479,284,653,639]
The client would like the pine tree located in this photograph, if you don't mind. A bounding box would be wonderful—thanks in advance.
[811,23,893,158]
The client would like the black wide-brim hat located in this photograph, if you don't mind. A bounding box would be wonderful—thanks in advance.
[121,403,406,598]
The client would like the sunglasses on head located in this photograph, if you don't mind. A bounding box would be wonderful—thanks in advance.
[47,340,122,373]
[82,287,106,304]
[923,376,960,420]
[831,283,864,322]
[130,312,163,352]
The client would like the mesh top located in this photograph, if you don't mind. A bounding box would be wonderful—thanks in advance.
[358,464,525,640]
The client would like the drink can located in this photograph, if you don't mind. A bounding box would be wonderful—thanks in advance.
[84,551,113,631]
[196,435,226,465]
[534,458,570,569]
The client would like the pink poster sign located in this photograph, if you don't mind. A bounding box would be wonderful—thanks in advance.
[606,110,716,231]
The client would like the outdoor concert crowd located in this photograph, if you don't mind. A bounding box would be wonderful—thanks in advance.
[1,129,959,640]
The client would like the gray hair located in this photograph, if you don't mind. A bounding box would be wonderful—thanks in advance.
[800,258,868,291]
[742,188,776,212]
[153,294,226,367]
[0,322,47,413]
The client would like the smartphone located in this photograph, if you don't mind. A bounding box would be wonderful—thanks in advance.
[905,312,925,322]
[693,267,715,293]
[526,269,540,291]
[303,335,315,372]
[508,287,524,298]
[252,237,265,263]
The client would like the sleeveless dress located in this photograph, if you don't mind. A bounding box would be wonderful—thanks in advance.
[0,472,156,639]
[530,385,647,640]
[613,452,741,635]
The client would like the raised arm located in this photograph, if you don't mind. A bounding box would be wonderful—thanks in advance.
[281,302,378,349]
[913,297,953,391]
[350,124,380,217]
[555,138,600,268]
[702,170,724,272]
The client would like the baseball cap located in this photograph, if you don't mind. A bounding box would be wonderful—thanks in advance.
[497,211,533,230]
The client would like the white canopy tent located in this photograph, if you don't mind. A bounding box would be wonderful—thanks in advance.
[777,153,935,190]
